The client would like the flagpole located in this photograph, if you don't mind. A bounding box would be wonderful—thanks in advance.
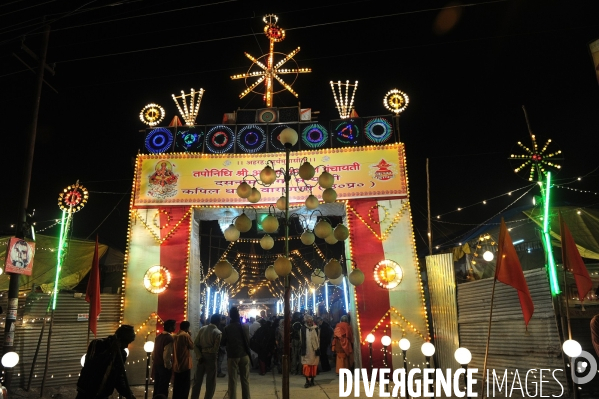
[480,277,498,399]
[563,267,572,340]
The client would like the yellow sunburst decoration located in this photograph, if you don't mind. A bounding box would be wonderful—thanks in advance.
[374,259,403,289]
[143,265,171,294]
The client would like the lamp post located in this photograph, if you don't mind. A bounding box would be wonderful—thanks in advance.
[366,333,375,373]
[421,342,435,398]
[143,341,155,399]
[562,339,582,399]
[454,347,472,398]
[1,351,19,387]
[399,338,410,373]
[381,335,391,393]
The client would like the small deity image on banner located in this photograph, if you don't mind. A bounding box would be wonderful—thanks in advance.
[4,237,36,276]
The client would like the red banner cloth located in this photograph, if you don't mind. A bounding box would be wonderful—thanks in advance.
[348,199,390,369]
[496,218,534,327]
[86,235,101,337]
[560,212,593,302]
[157,207,190,330]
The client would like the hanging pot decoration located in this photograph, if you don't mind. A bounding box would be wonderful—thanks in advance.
[322,188,337,203]
[214,259,233,280]
[314,219,333,239]
[236,181,252,198]
[324,258,342,279]
[260,165,277,185]
[318,171,334,188]
[311,268,325,285]
[305,194,319,210]
[348,268,365,286]
[265,265,278,281]
[224,224,240,242]
[224,268,239,284]
[300,230,315,245]
[299,161,315,180]
[262,214,279,233]
[234,213,252,232]
[274,256,292,276]
[333,224,349,241]
[260,234,275,250]
[324,234,338,245]
[276,196,287,211]
[248,187,261,203]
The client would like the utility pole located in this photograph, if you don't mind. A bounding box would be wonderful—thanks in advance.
[2,23,52,389]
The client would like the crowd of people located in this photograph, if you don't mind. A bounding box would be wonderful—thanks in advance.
[76,308,355,399]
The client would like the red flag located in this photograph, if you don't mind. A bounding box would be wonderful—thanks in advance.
[86,236,102,337]
[495,218,534,327]
[560,212,593,302]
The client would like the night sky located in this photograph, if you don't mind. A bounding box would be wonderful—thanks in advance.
[1,0,598,253]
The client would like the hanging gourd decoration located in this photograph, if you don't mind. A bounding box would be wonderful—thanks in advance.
[299,161,315,180]
[322,188,337,203]
[324,258,342,279]
[305,194,319,210]
[325,234,338,245]
[261,214,279,233]
[224,268,239,285]
[260,165,277,185]
[214,259,233,280]
[311,268,326,285]
[333,224,349,241]
[248,187,261,203]
[300,230,315,245]
[274,256,292,277]
[318,171,334,188]
[330,275,345,286]
[236,182,252,198]
[349,268,365,286]
[265,265,278,281]
[235,213,252,233]
[260,234,275,250]
[314,219,333,239]
[276,196,287,211]
[224,224,240,242]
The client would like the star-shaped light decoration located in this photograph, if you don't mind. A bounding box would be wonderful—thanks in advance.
[231,14,311,107]
[510,134,562,181]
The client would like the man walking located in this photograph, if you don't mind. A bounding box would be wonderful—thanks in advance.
[153,319,176,398]
[217,315,227,378]
[221,307,251,399]
[191,314,222,399]
[315,316,333,372]
[171,321,194,399]
[76,325,137,399]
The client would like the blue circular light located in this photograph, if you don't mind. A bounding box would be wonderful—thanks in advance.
[301,124,328,148]
[145,128,173,153]
[237,125,266,153]
[365,118,392,143]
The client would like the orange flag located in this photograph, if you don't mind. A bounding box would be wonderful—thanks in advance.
[86,236,102,337]
[496,218,534,327]
[559,211,593,302]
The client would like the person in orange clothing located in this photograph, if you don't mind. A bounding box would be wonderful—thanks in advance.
[170,321,195,399]
[332,315,354,374]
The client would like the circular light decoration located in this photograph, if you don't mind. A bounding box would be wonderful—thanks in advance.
[143,265,171,294]
[58,182,89,212]
[175,128,204,152]
[237,125,267,153]
[258,109,277,123]
[334,120,360,146]
[509,134,563,182]
[206,125,235,154]
[140,103,166,126]
[301,124,329,148]
[365,117,393,144]
[383,89,409,114]
[145,127,174,153]
[269,125,291,151]
[373,259,403,289]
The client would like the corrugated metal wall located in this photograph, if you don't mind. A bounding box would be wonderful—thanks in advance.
[426,253,460,371]
[457,269,569,397]
[0,292,120,389]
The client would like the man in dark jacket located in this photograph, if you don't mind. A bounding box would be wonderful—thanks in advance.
[221,307,251,399]
[315,316,333,372]
[76,325,136,399]
[153,319,176,397]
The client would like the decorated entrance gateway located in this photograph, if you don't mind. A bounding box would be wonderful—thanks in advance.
[122,15,430,387]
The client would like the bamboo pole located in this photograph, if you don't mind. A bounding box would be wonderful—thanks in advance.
[426,158,432,256]
[480,277,498,399]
